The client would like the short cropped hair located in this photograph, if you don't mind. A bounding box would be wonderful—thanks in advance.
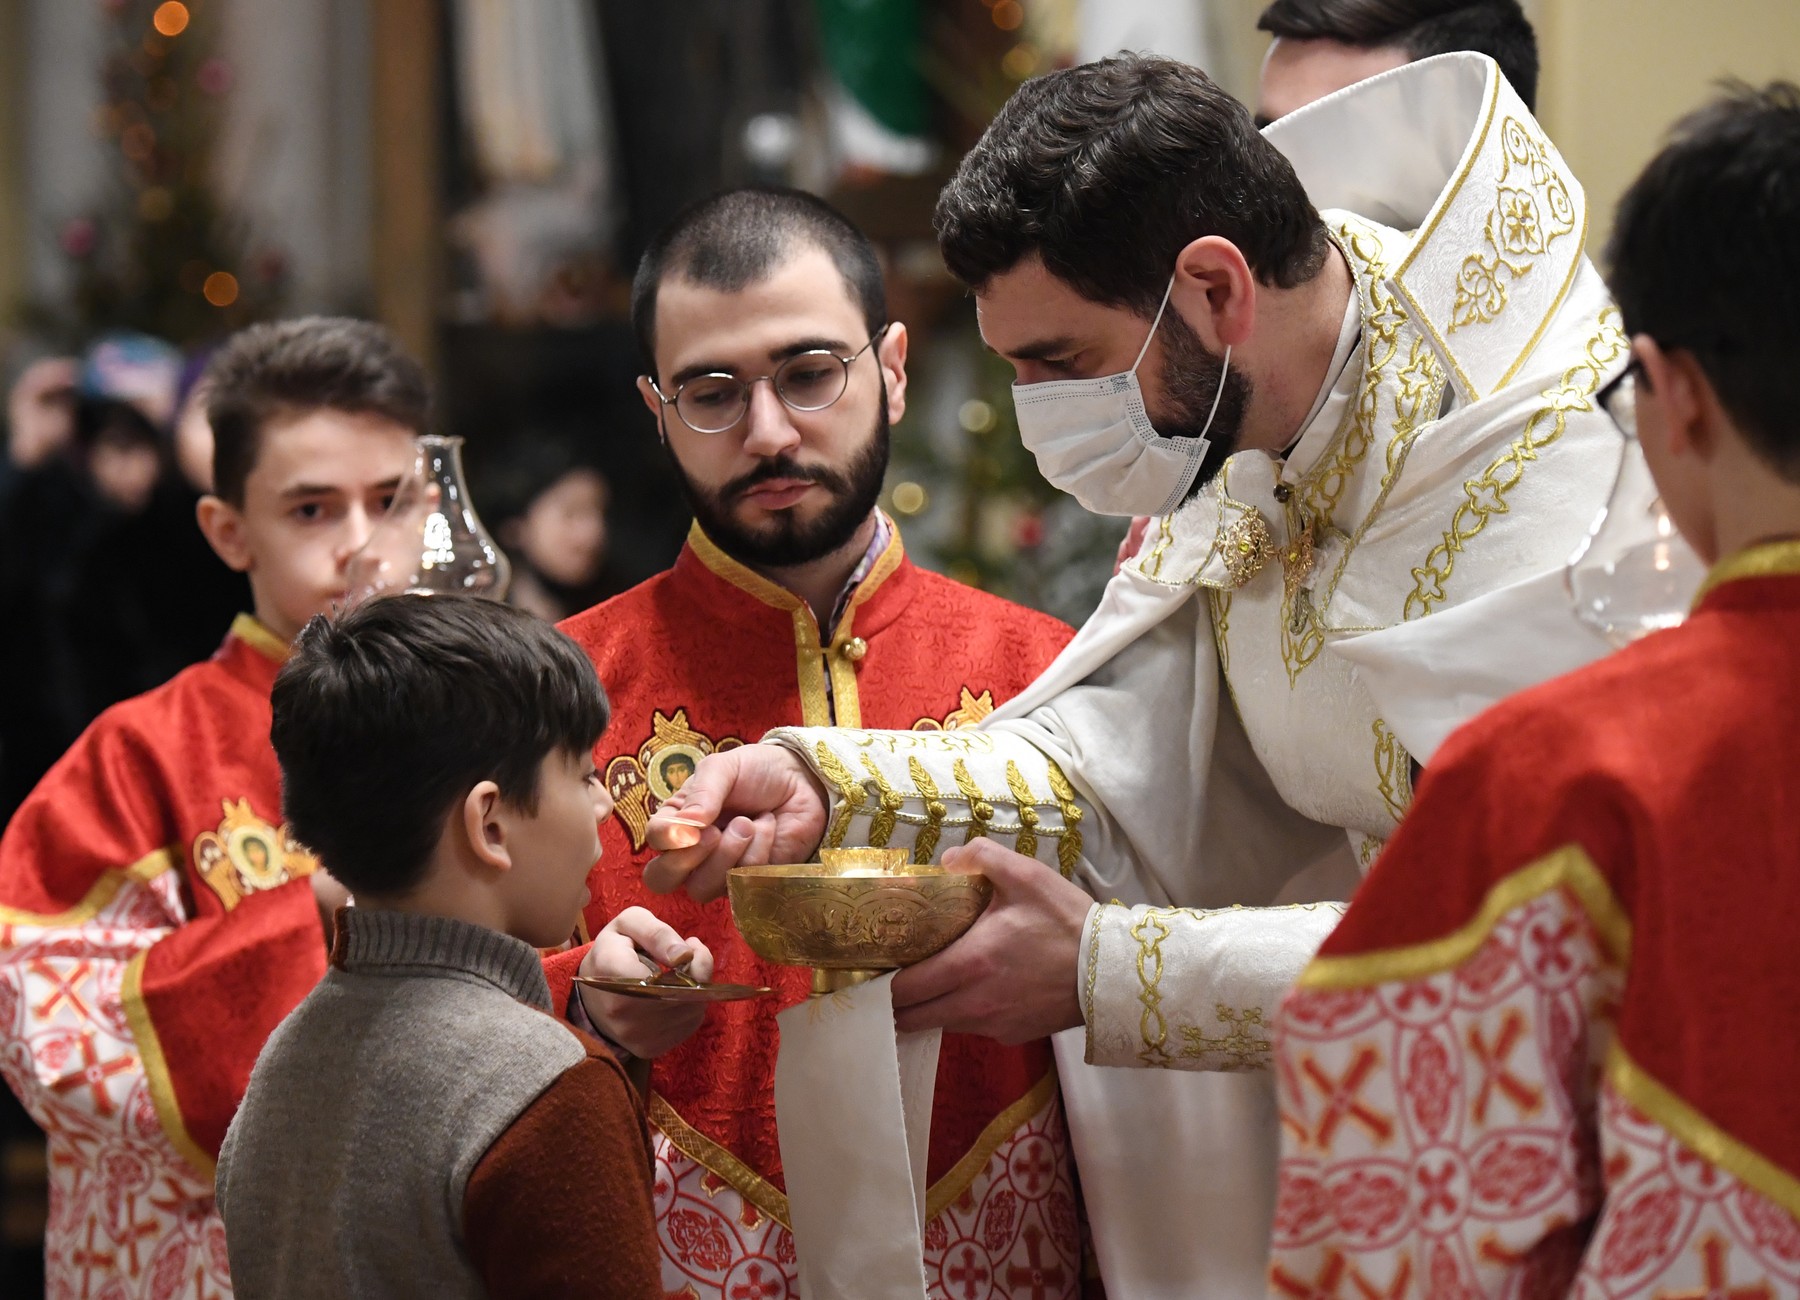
[630,186,887,370]
[205,317,431,507]
[1257,0,1538,109]
[1607,81,1800,485]
[270,594,610,897]
[934,54,1329,317]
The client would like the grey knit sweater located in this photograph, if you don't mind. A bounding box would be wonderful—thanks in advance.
[216,908,598,1298]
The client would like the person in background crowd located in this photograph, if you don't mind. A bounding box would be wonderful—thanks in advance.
[0,334,247,824]
[480,433,624,622]
[1255,0,1538,123]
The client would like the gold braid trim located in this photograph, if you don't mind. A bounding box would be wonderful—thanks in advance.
[1045,760,1084,880]
[1608,1042,1800,1221]
[1130,910,1174,1067]
[952,759,993,844]
[908,757,946,865]
[1404,307,1627,620]
[858,753,903,848]
[814,742,866,850]
[122,950,216,1180]
[651,1075,1063,1233]
[1298,842,1631,989]
[1004,761,1040,859]
[0,845,177,927]
[1372,720,1413,825]
[649,1093,792,1227]
[924,1071,1059,1222]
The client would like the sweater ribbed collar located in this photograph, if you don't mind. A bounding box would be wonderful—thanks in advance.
[330,908,552,1012]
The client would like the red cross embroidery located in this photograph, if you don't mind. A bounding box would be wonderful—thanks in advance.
[1415,1160,1460,1218]
[1004,1225,1068,1300]
[116,1200,160,1275]
[1468,1009,1543,1123]
[1657,1234,1774,1300]
[948,1244,991,1299]
[31,958,95,1020]
[70,1218,117,1298]
[1013,1142,1056,1196]
[1301,1047,1396,1147]
[1527,918,1581,978]
[1271,1250,1411,1300]
[1391,981,1443,1013]
[729,1261,782,1300]
[49,1035,135,1118]
[1271,1250,1349,1298]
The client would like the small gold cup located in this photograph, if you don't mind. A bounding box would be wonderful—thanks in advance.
[728,848,993,994]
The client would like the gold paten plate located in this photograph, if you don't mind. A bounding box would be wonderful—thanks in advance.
[572,973,773,1003]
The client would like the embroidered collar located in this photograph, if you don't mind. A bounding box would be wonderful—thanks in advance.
[230,613,291,664]
[1692,536,1800,608]
[685,511,905,634]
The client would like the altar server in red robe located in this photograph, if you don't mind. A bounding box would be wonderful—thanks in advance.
[0,318,427,1298]
[1271,84,1800,1298]
[544,188,1080,1298]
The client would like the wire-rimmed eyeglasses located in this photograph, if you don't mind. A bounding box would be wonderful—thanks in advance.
[1597,356,1641,441]
[648,325,889,435]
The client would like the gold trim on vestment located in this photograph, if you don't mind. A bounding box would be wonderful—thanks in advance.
[121,949,217,1180]
[229,613,291,664]
[685,520,908,728]
[649,1092,792,1225]
[923,1070,1058,1222]
[1692,537,1800,607]
[1297,843,1631,989]
[0,846,178,927]
[647,1069,1059,1231]
[824,524,905,730]
[1607,1041,1800,1221]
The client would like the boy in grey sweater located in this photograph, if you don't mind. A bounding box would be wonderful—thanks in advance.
[216,594,661,1298]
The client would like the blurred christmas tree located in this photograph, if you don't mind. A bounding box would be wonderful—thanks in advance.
[825,0,1123,625]
[23,0,286,348]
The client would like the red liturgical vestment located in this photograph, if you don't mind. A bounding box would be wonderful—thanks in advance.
[1271,539,1800,1298]
[549,521,1079,1299]
[0,616,326,1300]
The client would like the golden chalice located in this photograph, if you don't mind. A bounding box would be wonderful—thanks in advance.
[728,848,994,994]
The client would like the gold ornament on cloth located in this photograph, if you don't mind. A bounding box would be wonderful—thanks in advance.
[1216,500,1318,600]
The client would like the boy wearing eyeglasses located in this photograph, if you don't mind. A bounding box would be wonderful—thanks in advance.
[544,186,1082,1298]
[1271,83,1800,1297]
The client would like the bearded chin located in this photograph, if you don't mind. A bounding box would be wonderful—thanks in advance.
[1155,310,1253,501]
[667,401,891,568]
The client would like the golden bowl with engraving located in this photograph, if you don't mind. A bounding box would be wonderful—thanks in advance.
[727,848,994,993]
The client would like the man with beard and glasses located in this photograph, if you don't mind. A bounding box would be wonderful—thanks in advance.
[542,186,1078,1300]
[635,54,1671,1295]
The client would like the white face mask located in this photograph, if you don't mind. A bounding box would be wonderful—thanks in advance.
[1011,276,1231,518]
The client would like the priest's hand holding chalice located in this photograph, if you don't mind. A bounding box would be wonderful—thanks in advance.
[641,744,1092,1296]
[642,743,1092,1042]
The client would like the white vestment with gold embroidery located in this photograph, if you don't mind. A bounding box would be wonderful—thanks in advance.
[766,53,1648,1296]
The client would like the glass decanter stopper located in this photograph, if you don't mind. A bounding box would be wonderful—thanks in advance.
[1564,438,1704,648]
[349,435,511,602]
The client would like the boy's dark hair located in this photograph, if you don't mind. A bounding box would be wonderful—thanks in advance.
[934,54,1329,319]
[270,594,610,897]
[205,317,431,507]
[631,186,887,371]
[1257,0,1538,109]
[1606,81,1800,485]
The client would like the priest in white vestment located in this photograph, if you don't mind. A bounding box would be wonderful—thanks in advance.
[643,52,1665,1297]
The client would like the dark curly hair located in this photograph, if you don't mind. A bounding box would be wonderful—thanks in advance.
[934,54,1328,318]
